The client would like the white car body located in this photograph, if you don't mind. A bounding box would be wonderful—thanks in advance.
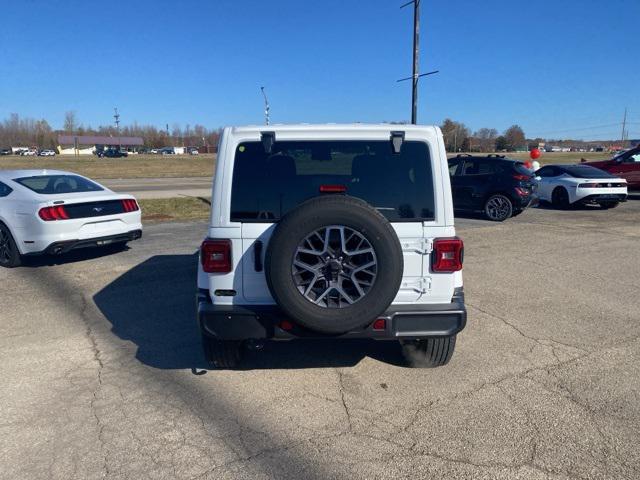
[0,170,142,256]
[21,150,37,156]
[39,150,56,156]
[199,124,461,307]
[534,164,628,205]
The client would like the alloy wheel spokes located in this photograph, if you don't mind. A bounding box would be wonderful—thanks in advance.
[292,226,377,308]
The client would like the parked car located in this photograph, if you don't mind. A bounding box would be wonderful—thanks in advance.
[198,124,466,369]
[0,149,11,156]
[447,154,537,221]
[534,164,627,209]
[189,148,199,155]
[160,147,175,155]
[38,149,56,156]
[149,148,160,154]
[0,170,142,267]
[20,149,38,156]
[580,145,640,189]
[97,148,128,158]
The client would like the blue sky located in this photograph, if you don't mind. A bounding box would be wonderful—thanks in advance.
[1,0,638,139]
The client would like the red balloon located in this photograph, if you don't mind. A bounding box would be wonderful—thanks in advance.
[530,148,541,160]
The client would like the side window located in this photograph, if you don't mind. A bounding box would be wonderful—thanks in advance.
[476,161,498,174]
[537,167,556,177]
[0,182,13,197]
[461,160,480,175]
[448,159,460,176]
[626,153,640,163]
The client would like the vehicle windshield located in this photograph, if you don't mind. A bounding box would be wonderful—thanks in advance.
[230,140,435,222]
[560,165,615,178]
[14,175,104,194]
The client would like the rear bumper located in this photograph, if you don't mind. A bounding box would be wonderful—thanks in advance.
[26,229,142,255]
[577,193,627,204]
[198,288,467,341]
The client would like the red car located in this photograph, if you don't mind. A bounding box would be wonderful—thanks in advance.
[581,145,640,189]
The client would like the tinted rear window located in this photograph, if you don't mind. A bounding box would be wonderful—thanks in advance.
[230,140,435,222]
[560,165,614,178]
[14,175,104,194]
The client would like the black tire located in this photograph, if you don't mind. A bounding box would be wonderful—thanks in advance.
[401,336,457,368]
[599,202,619,209]
[265,195,403,335]
[551,187,571,209]
[0,223,21,268]
[202,335,242,369]
[484,194,513,221]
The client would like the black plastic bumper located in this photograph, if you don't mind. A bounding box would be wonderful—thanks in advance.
[198,288,467,341]
[34,229,142,255]
[578,193,627,204]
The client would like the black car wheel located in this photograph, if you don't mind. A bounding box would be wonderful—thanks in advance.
[265,195,403,335]
[401,336,457,368]
[484,194,513,221]
[0,224,21,268]
[552,187,571,209]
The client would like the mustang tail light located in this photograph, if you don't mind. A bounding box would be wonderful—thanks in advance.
[319,184,347,193]
[201,239,232,273]
[121,199,140,212]
[39,205,70,221]
[512,174,530,181]
[578,183,601,188]
[432,238,464,272]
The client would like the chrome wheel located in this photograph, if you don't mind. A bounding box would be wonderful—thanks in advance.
[292,225,377,308]
[485,195,513,221]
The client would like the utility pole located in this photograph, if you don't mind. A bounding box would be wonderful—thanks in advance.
[397,0,438,124]
[261,86,270,126]
[621,108,627,147]
[113,107,121,148]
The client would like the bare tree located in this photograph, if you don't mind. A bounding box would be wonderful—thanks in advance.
[474,128,499,152]
[63,111,77,133]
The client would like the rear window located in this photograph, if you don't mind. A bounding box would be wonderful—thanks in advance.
[230,140,435,222]
[560,165,614,178]
[14,175,104,194]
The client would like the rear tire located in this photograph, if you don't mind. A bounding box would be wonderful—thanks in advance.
[599,202,619,209]
[484,194,513,221]
[202,335,242,369]
[0,224,21,268]
[401,336,456,368]
[551,187,571,209]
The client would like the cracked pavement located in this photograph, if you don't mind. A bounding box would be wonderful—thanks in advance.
[1,198,639,479]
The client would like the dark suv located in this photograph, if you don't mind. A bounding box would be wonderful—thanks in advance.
[447,154,537,221]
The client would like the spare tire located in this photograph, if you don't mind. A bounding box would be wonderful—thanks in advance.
[265,195,403,334]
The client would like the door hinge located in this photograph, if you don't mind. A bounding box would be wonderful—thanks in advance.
[401,238,433,255]
[400,276,431,294]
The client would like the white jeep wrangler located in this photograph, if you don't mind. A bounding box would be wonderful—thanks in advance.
[197,124,465,368]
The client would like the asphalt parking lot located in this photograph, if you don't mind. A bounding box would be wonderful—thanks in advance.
[1,197,639,480]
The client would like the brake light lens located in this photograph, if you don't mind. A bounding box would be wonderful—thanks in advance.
[514,187,530,197]
[513,174,530,181]
[319,184,347,193]
[38,205,70,221]
[121,199,140,212]
[578,182,599,188]
[432,238,464,272]
[201,239,232,273]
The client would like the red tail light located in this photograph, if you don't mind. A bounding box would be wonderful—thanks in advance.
[39,205,70,221]
[121,199,139,212]
[201,239,232,273]
[513,174,530,181]
[432,238,464,272]
[319,184,347,193]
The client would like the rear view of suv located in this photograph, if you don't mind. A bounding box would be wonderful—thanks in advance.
[448,154,537,221]
[197,125,466,368]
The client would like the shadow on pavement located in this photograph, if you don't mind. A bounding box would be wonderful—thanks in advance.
[93,254,406,371]
[21,243,130,268]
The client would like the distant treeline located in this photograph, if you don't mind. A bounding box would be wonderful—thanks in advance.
[0,112,221,149]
